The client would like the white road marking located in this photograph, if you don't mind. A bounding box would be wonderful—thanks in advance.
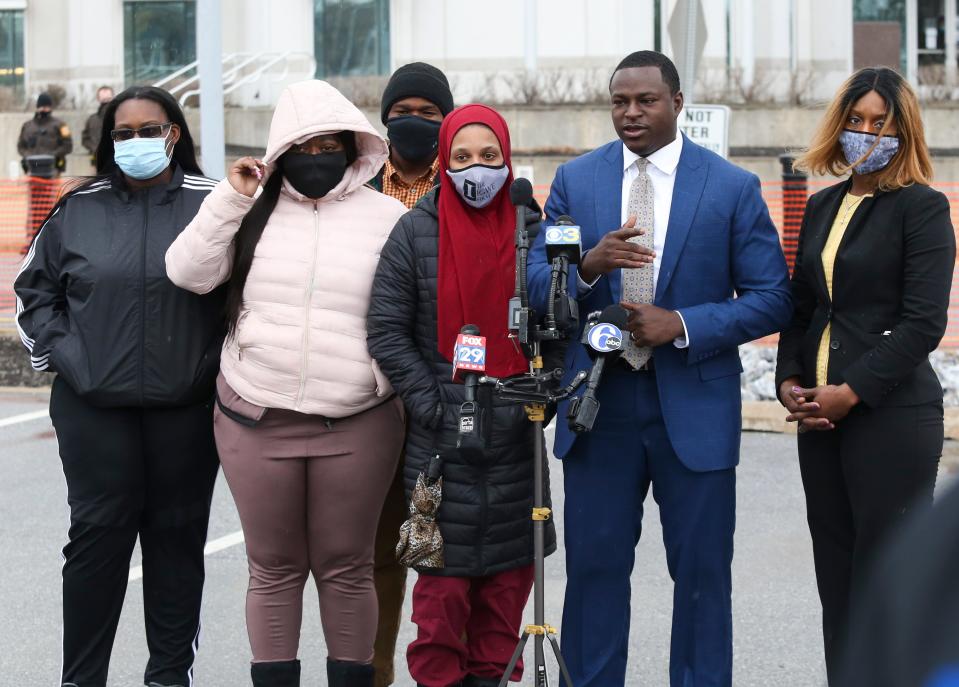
[128,530,245,582]
[0,409,49,428]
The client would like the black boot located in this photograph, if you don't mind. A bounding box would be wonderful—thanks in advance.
[327,659,374,687]
[463,676,501,687]
[251,659,301,687]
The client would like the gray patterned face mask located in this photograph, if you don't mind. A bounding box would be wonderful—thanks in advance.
[839,129,900,175]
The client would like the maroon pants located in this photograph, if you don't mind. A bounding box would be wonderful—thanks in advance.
[407,565,534,687]
[215,395,405,664]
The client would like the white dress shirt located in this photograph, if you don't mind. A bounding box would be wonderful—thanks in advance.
[579,133,689,347]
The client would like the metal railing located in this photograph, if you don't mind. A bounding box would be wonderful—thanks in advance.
[153,52,316,106]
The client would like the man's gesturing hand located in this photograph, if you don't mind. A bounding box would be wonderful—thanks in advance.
[620,302,685,348]
[578,216,655,284]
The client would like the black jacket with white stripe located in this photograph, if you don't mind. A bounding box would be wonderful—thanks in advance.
[14,164,227,407]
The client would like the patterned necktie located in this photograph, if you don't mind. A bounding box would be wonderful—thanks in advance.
[620,157,654,369]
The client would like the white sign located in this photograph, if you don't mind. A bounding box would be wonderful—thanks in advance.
[680,104,730,159]
[514,164,535,186]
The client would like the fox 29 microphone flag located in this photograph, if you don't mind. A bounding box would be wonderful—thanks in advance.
[452,326,487,383]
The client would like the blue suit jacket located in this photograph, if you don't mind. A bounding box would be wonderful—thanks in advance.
[528,136,792,471]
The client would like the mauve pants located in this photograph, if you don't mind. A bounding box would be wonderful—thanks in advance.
[214,395,405,664]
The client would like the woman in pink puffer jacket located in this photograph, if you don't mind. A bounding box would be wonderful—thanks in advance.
[166,80,408,687]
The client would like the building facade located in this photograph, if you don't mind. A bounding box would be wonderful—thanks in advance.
[0,0,955,110]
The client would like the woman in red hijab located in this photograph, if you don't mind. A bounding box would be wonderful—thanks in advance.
[368,104,556,687]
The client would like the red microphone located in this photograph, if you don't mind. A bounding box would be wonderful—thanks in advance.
[452,324,486,384]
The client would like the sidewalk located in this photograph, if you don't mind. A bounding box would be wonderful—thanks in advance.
[744,401,959,472]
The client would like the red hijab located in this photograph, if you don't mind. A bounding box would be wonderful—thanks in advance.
[436,104,528,378]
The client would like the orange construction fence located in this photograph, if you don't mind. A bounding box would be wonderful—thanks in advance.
[2,178,959,348]
[0,177,64,336]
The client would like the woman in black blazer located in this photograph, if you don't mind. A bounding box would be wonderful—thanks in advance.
[776,66,955,682]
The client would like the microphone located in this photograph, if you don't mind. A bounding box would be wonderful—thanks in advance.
[509,177,534,207]
[567,304,628,433]
[452,325,486,450]
[543,214,582,334]
[452,324,486,384]
[544,215,582,265]
[508,178,536,351]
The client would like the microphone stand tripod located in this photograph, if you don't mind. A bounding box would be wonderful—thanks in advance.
[484,200,583,687]
[480,363,584,687]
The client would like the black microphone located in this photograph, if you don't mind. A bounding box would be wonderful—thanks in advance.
[545,214,582,265]
[542,214,582,334]
[508,178,536,350]
[509,177,534,207]
[567,304,629,433]
[451,325,486,457]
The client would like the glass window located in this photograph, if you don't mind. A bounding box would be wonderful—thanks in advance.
[915,0,946,74]
[123,1,196,86]
[854,0,907,71]
[0,10,24,95]
[314,0,390,78]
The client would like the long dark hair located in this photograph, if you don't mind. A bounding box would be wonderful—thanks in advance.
[29,86,201,252]
[223,130,358,337]
[224,171,282,338]
[94,85,202,176]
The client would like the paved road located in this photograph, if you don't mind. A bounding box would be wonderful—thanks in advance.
[1,388,957,686]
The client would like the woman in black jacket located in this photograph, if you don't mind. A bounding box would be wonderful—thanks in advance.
[775,67,955,682]
[367,104,555,687]
[14,86,223,687]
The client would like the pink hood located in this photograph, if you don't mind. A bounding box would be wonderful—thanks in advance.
[263,79,389,202]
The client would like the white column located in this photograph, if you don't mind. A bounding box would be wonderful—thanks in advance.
[740,0,755,92]
[524,0,538,72]
[789,0,798,74]
[906,0,918,84]
[946,0,957,87]
[197,0,225,179]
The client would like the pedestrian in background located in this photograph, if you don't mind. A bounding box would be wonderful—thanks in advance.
[17,92,73,250]
[776,66,954,683]
[82,85,115,166]
[15,85,223,687]
[18,92,73,176]
[166,80,407,687]
[370,59,453,687]
[368,103,554,687]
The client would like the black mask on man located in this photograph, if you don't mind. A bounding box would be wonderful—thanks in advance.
[279,151,348,199]
[35,110,51,120]
[386,115,441,165]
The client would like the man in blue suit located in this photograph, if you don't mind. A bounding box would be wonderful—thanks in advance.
[527,51,792,686]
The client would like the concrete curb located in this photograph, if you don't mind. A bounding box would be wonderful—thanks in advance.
[744,400,959,441]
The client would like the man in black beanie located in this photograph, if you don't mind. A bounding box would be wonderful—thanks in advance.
[370,62,453,687]
[17,92,73,252]
[370,61,454,209]
[18,92,73,177]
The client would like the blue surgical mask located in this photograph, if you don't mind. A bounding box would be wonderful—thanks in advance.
[839,129,900,175]
[114,135,173,180]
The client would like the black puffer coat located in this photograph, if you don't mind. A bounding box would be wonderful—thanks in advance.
[368,188,556,577]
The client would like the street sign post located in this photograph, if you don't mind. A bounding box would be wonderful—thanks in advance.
[680,104,730,159]
[668,0,707,103]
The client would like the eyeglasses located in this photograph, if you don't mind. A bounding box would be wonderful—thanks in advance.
[110,122,173,142]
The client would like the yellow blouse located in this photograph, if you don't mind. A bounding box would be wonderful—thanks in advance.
[816,192,871,386]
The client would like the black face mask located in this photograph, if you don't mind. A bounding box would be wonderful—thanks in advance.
[279,150,349,199]
[386,115,441,165]
[35,111,50,120]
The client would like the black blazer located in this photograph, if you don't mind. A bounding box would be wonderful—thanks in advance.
[776,180,955,408]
